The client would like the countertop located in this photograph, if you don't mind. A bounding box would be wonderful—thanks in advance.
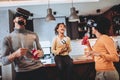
[1,54,120,67]
[43,55,94,67]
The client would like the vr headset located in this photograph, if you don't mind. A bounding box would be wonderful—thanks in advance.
[87,19,97,27]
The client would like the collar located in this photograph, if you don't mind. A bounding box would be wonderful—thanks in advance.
[14,28,26,33]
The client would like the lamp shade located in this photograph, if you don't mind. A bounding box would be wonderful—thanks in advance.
[46,8,55,21]
[69,7,79,22]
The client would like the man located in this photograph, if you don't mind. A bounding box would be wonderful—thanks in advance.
[1,8,47,80]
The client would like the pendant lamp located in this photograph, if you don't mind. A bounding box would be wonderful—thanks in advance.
[69,0,79,22]
[45,0,55,22]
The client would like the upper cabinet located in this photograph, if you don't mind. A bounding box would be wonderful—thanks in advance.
[66,15,97,40]
[103,4,120,36]
[66,4,120,40]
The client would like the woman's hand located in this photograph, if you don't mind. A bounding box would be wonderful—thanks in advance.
[59,44,69,54]
[85,51,100,57]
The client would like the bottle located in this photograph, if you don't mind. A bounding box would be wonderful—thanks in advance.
[81,35,88,45]
[81,34,90,56]
[31,41,38,60]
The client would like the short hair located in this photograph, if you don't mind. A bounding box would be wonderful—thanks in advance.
[94,16,111,34]
[87,16,111,35]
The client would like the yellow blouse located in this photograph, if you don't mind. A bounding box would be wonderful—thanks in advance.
[93,35,119,71]
[51,36,72,56]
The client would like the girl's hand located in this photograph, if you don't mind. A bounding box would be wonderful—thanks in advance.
[59,44,69,54]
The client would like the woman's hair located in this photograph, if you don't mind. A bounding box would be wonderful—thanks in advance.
[94,16,111,35]
[54,23,66,35]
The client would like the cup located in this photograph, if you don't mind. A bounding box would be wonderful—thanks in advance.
[81,35,88,45]
[84,47,89,55]
[31,49,39,60]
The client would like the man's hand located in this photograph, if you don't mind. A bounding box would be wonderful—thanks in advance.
[14,48,28,58]
[33,50,43,58]
[8,48,28,61]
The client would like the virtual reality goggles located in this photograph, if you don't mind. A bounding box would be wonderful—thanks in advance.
[14,7,32,19]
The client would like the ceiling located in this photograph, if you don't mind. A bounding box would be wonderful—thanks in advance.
[0,0,99,7]
[0,0,119,19]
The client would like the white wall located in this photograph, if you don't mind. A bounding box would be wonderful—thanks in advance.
[33,17,66,43]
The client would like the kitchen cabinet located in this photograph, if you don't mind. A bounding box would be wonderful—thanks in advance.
[66,15,97,40]
[66,4,120,40]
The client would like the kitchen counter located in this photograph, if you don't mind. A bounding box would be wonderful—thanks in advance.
[42,55,96,80]
[0,55,95,80]
[1,55,120,80]
[43,55,94,67]
[42,55,120,80]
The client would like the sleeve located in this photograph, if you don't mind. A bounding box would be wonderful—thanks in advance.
[101,37,119,62]
[35,33,44,54]
[67,37,72,53]
[1,37,13,65]
[51,37,60,55]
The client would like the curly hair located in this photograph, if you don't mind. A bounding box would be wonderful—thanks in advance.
[54,23,66,35]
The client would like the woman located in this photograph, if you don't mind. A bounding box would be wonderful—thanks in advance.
[85,16,119,80]
[51,23,73,80]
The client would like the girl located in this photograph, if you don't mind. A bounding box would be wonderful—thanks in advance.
[51,23,73,80]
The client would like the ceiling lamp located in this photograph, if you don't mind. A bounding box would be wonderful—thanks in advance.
[45,0,55,22]
[69,0,79,22]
